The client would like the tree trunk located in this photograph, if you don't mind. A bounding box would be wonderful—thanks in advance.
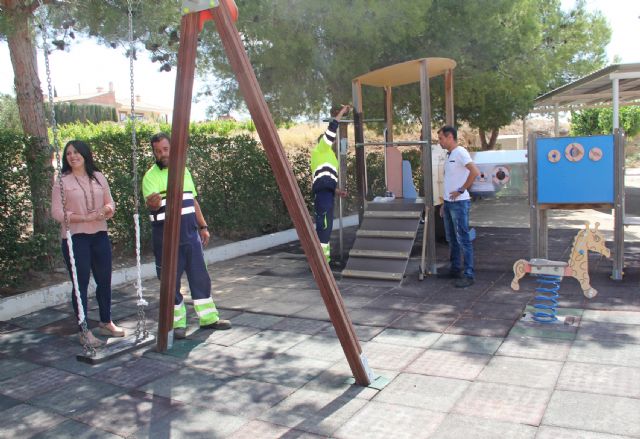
[479,127,499,150]
[5,1,55,238]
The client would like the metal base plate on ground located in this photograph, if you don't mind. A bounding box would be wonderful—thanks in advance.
[519,312,580,326]
[76,334,156,365]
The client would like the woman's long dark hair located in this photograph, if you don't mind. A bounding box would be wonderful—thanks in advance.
[61,140,101,183]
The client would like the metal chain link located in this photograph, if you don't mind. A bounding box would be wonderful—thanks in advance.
[128,0,148,340]
[36,0,95,357]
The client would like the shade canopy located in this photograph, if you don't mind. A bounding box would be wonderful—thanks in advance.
[533,63,640,112]
[353,57,456,88]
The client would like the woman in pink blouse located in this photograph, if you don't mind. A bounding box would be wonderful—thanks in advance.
[51,140,125,347]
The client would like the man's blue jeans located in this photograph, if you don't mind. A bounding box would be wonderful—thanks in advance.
[443,199,474,279]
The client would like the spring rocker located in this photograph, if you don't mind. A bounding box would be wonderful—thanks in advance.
[511,221,610,322]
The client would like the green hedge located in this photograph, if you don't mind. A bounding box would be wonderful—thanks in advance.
[0,120,389,288]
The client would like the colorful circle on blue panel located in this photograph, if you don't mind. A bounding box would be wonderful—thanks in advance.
[548,149,561,163]
[565,143,584,162]
[589,147,603,161]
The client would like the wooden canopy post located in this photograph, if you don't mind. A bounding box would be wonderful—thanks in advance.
[444,68,454,126]
[156,12,200,352]
[420,59,437,274]
[211,2,373,386]
[352,79,367,220]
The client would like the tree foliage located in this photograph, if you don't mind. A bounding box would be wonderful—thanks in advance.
[194,0,610,148]
[571,107,640,138]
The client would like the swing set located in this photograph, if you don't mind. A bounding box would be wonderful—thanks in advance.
[40,0,374,386]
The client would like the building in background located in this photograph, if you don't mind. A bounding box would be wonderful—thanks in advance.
[52,82,171,123]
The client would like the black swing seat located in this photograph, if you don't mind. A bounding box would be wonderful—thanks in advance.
[77,333,155,365]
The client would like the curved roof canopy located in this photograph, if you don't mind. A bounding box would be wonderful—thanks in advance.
[353,57,456,88]
[533,63,640,112]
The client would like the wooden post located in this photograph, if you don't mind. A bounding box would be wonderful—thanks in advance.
[352,79,367,221]
[156,12,200,352]
[211,2,372,386]
[444,69,454,126]
[419,59,437,274]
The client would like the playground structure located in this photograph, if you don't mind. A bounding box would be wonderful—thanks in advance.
[528,132,624,280]
[344,58,456,284]
[511,221,611,299]
[531,63,640,280]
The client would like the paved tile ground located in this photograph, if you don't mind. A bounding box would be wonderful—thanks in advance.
[1,225,640,438]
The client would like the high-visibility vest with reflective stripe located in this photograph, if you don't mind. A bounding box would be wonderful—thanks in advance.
[142,164,199,225]
[311,119,339,194]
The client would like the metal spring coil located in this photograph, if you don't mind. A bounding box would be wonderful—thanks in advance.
[532,274,561,323]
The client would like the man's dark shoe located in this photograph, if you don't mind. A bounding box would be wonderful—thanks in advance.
[437,271,462,279]
[201,319,232,331]
[454,277,474,288]
[174,327,187,339]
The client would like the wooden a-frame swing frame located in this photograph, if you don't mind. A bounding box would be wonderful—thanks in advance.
[156,1,373,386]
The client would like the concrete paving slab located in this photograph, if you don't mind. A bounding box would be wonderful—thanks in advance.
[71,389,183,437]
[284,335,346,362]
[0,366,81,401]
[230,312,285,329]
[406,349,492,380]
[269,317,331,335]
[536,425,636,439]
[245,353,334,388]
[30,419,122,439]
[365,294,424,311]
[476,356,563,389]
[259,388,367,436]
[132,405,248,438]
[333,401,446,439]
[577,321,640,344]
[464,302,526,320]
[0,394,21,412]
[360,340,424,371]
[189,323,261,346]
[568,340,640,367]
[389,311,456,332]
[497,336,573,361]
[371,328,442,348]
[446,317,514,337]
[582,310,640,325]
[0,357,41,381]
[47,351,143,377]
[376,372,469,411]
[542,390,640,437]
[430,413,537,439]
[453,381,552,425]
[431,334,504,354]
[92,356,178,389]
[9,308,69,329]
[229,420,326,439]
[234,329,311,353]
[0,404,66,439]
[556,362,640,398]
[30,377,125,416]
[292,304,330,320]
[508,321,578,340]
[181,344,277,377]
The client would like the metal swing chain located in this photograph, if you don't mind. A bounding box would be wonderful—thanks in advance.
[127,0,149,340]
[36,0,95,357]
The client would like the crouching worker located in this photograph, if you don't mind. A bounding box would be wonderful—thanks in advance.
[143,133,231,338]
[311,104,350,263]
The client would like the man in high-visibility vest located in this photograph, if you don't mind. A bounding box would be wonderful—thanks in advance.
[143,133,231,339]
[311,105,349,263]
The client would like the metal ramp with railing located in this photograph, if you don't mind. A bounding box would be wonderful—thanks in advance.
[341,198,424,285]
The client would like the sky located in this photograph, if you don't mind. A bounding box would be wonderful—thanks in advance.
[1,0,638,122]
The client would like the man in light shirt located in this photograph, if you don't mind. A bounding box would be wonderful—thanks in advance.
[438,125,480,288]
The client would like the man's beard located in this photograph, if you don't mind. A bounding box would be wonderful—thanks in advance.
[156,159,167,170]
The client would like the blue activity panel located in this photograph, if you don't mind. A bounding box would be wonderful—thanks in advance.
[537,135,614,204]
